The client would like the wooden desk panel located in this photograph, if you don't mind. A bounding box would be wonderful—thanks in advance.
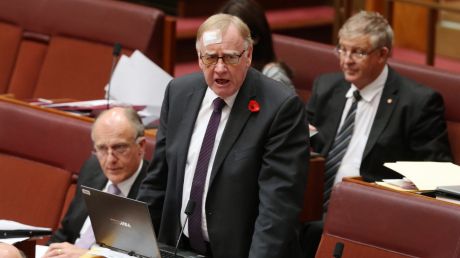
[301,156,325,222]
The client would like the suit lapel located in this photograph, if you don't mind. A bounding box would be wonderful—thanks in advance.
[323,82,349,155]
[363,68,399,159]
[209,70,256,184]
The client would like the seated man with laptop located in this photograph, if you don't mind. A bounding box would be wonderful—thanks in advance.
[43,107,149,258]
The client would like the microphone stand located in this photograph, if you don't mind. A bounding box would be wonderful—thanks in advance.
[174,200,195,258]
[107,42,122,110]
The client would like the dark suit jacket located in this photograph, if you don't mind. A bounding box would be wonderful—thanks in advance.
[306,67,452,182]
[49,155,148,244]
[137,68,309,258]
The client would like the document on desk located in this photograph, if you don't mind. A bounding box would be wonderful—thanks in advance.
[0,219,51,238]
[85,246,136,258]
[383,162,460,191]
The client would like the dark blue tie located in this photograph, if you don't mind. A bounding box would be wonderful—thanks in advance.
[188,97,225,253]
[323,90,361,209]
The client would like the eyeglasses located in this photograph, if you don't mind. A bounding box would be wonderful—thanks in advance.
[335,45,380,60]
[93,137,142,158]
[200,49,246,65]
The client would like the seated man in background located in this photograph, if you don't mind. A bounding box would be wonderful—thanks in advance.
[304,10,452,258]
[43,107,148,258]
[0,243,25,258]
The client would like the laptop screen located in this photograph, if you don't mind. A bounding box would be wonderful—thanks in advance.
[81,185,161,258]
[81,185,205,258]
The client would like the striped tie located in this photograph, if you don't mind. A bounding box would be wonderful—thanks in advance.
[188,97,226,254]
[323,90,361,209]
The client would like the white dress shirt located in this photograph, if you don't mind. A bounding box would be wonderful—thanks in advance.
[181,88,237,241]
[333,65,388,184]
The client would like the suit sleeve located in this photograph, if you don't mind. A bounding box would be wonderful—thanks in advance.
[249,95,310,258]
[48,156,100,244]
[409,90,452,161]
[136,83,171,231]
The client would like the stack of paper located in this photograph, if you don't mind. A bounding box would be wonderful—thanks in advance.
[380,162,460,191]
[0,219,51,238]
[108,50,172,124]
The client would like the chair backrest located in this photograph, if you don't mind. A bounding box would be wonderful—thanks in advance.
[0,154,72,230]
[273,34,339,102]
[0,0,174,99]
[316,180,460,258]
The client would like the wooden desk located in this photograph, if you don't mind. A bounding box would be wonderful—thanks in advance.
[0,95,157,138]
[301,156,325,222]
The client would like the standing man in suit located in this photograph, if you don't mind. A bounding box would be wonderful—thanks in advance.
[137,13,309,258]
[44,107,148,258]
[303,11,452,258]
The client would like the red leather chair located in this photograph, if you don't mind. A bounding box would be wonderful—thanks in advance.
[316,180,460,258]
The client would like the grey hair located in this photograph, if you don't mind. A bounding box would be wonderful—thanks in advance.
[339,11,393,51]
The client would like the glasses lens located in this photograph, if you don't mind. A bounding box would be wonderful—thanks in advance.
[202,55,217,65]
[223,54,239,64]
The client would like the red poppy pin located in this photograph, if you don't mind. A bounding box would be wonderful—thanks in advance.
[248,100,260,113]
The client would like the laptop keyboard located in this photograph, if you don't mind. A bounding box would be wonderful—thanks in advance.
[159,246,185,258]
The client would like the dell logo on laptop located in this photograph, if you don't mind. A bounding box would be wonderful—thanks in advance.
[119,221,132,228]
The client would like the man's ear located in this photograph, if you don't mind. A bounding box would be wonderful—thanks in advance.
[137,136,146,156]
[197,52,204,70]
[246,46,253,67]
[378,47,390,63]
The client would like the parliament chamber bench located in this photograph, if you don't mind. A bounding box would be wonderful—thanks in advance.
[316,179,460,257]
[0,0,175,101]
[0,96,156,240]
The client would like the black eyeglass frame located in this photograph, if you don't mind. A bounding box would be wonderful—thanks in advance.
[199,49,247,65]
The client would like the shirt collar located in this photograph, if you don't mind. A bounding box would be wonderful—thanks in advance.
[347,65,388,102]
[204,88,239,109]
[108,160,143,197]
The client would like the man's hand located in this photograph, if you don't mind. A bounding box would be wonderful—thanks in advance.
[42,242,88,258]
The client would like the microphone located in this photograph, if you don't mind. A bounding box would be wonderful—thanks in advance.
[174,200,195,258]
[333,242,344,258]
[106,42,122,110]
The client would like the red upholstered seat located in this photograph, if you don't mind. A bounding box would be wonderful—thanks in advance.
[316,180,460,257]
[0,22,21,94]
[0,154,72,230]
[0,0,173,100]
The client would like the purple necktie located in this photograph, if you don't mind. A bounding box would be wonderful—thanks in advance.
[188,97,225,253]
[75,184,121,249]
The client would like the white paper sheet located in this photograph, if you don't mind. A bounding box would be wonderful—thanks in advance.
[384,162,460,191]
[0,220,51,231]
[109,50,172,119]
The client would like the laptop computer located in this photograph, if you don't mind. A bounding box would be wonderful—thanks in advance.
[81,185,205,258]
[436,185,460,203]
